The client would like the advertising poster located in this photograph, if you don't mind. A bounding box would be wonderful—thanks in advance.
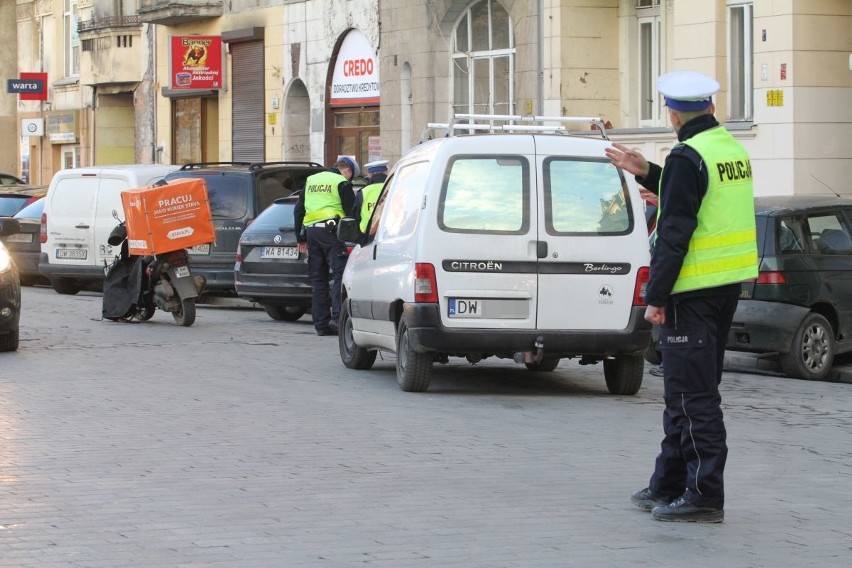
[170,36,223,90]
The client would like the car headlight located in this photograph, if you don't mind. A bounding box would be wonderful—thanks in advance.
[0,242,12,273]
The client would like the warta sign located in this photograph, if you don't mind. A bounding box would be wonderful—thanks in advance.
[330,29,379,106]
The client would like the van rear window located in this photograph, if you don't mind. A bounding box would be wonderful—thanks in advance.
[544,158,633,235]
[439,156,529,234]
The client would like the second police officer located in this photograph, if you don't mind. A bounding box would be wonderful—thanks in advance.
[293,157,357,336]
[355,159,389,236]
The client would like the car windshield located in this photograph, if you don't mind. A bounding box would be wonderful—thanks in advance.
[167,172,249,219]
[249,201,296,232]
[0,195,31,216]
[13,198,44,219]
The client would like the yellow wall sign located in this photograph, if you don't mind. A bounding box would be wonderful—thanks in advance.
[766,90,784,107]
[268,112,278,125]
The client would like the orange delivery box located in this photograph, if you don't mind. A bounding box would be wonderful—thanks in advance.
[120,178,215,256]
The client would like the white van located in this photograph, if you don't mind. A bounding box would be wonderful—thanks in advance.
[338,115,653,394]
[39,165,179,294]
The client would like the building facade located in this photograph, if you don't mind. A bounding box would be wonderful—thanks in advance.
[2,0,850,196]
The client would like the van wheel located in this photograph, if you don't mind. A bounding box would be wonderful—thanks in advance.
[172,298,196,327]
[780,312,834,381]
[51,278,80,295]
[603,354,644,395]
[264,304,306,322]
[525,356,560,372]
[0,329,19,352]
[396,319,432,392]
[339,301,376,370]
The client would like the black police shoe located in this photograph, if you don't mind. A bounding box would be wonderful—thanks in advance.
[316,327,338,336]
[652,495,724,523]
[631,487,674,512]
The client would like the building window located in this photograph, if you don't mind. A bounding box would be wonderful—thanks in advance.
[452,0,515,118]
[64,0,80,77]
[728,2,753,121]
[637,1,662,126]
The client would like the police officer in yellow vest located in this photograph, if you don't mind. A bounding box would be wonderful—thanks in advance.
[606,70,758,523]
[355,159,389,235]
[293,157,356,336]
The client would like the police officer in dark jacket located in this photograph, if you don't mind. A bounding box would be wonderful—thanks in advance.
[606,70,758,523]
[293,157,356,336]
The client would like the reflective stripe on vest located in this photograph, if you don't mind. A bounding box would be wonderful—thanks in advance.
[359,182,383,233]
[661,126,758,294]
[304,171,347,226]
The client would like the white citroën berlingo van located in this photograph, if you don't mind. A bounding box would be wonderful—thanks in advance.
[338,115,653,394]
[39,165,180,295]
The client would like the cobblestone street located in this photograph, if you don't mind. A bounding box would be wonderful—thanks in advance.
[1,287,850,567]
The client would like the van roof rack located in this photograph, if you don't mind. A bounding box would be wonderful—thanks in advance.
[420,113,610,143]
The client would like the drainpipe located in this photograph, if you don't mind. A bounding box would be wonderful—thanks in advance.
[538,0,544,115]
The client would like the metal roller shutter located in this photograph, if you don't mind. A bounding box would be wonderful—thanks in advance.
[231,41,265,162]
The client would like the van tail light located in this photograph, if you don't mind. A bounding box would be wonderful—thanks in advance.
[40,212,47,244]
[756,271,787,284]
[414,263,438,303]
[235,243,242,264]
[633,266,650,306]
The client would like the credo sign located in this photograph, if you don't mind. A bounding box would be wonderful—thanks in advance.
[330,29,380,106]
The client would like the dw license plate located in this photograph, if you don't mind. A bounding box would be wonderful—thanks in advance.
[448,298,482,318]
[187,244,210,255]
[55,248,87,260]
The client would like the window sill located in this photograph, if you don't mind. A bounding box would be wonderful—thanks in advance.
[53,76,80,87]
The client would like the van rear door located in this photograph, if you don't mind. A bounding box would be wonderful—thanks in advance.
[432,136,539,331]
[44,173,99,266]
[534,136,649,330]
[95,176,133,265]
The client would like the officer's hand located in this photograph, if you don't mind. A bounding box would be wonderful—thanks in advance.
[605,143,650,178]
[644,305,666,325]
[298,242,307,255]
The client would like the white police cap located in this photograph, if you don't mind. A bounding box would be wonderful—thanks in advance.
[364,159,389,174]
[657,70,720,111]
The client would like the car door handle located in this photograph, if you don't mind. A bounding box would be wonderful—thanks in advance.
[75,223,90,229]
[537,241,548,259]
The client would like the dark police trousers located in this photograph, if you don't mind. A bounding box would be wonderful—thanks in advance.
[649,291,739,509]
[306,225,348,331]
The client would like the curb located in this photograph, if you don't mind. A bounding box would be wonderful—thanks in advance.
[723,352,852,384]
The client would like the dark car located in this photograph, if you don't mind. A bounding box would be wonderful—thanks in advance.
[727,196,852,380]
[0,172,26,186]
[234,196,310,321]
[162,161,325,299]
[0,217,22,351]
[2,198,46,286]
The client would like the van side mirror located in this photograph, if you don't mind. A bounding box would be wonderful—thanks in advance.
[0,218,21,237]
[337,217,360,243]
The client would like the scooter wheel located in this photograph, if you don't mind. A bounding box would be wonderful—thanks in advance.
[172,298,196,327]
[137,302,156,321]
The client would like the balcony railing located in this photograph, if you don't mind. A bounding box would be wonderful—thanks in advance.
[136,0,224,25]
[78,15,141,33]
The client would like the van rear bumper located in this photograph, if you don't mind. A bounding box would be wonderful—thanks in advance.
[403,303,652,357]
[38,253,105,282]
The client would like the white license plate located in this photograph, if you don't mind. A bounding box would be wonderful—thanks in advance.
[56,248,87,260]
[174,265,190,278]
[448,298,482,318]
[261,246,298,259]
[187,244,210,255]
[5,233,32,243]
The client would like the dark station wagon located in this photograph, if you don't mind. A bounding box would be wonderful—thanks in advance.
[727,195,852,380]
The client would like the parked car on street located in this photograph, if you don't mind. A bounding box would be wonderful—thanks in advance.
[0,172,27,187]
[726,196,852,380]
[163,161,326,300]
[234,196,310,321]
[0,217,22,351]
[2,197,45,286]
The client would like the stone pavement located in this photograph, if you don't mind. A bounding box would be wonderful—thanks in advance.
[0,287,850,567]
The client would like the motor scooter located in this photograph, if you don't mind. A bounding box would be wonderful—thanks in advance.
[102,211,205,326]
